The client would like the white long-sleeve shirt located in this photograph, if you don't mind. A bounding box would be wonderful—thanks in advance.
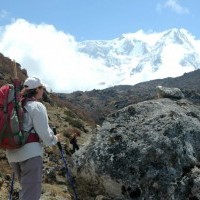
[6,101,58,163]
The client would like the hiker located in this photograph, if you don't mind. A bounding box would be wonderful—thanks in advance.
[65,127,81,154]
[70,132,80,153]
[6,77,61,200]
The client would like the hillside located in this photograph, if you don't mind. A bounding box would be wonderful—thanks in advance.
[57,69,200,124]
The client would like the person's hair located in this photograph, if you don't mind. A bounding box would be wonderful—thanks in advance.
[22,86,38,98]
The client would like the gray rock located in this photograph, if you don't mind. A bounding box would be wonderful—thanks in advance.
[156,85,185,99]
[75,98,200,199]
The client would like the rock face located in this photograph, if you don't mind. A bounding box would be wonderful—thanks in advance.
[75,98,200,200]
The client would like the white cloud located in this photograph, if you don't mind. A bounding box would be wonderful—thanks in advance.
[0,19,113,93]
[124,29,164,46]
[0,19,198,93]
[157,0,189,14]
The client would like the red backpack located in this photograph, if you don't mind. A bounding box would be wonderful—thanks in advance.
[0,82,39,149]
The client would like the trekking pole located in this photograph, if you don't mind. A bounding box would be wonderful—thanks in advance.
[53,127,79,200]
[8,172,15,200]
[8,60,18,199]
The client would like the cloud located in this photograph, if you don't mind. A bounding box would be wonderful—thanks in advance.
[0,19,113,93]
[124,29,164,46]
[0,19,197,94]
[157,0,189,15]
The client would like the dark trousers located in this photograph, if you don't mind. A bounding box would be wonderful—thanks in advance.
[72,142,79,152]
[70,138,79,153]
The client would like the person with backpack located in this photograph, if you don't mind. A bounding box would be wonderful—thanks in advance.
[5,77,61,200]
[70,130,80,154]
[64,127,81,154]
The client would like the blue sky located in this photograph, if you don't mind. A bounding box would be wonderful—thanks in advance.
[0,0,199,41]
[0,0,199,93]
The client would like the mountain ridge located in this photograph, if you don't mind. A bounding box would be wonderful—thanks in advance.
[78,28,200,89]
[57,69,200,124]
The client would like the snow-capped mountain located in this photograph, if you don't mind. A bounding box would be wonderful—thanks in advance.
[77,28,200,88]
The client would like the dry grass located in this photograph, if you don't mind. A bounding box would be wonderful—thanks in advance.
[42,183,73,200]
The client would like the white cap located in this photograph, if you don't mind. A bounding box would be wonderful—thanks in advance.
[24,77,46,89]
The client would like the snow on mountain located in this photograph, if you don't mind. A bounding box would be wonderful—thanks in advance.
[77,28,200,88]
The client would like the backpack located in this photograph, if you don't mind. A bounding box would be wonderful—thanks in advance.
[0,83,39,149]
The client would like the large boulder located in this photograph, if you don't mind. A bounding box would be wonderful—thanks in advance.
[156,86,185,99]
[74,98,200,200]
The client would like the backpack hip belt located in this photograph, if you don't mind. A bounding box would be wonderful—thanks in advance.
[26,133,39,144]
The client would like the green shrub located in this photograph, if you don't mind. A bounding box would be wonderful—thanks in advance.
[64,116,84,130]
[64,109,76,118]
